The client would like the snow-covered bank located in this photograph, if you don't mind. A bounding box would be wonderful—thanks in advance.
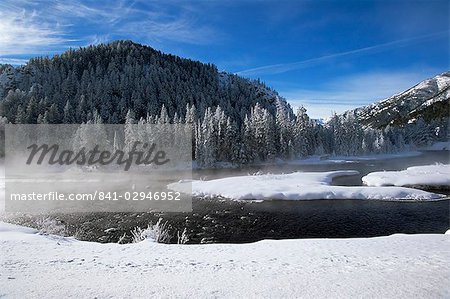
[283,151,423,165]
[169,171,444,201]
[193,150,430,169]
[0,221,449,298]
[363,164,450,188]
[422,141,450,151]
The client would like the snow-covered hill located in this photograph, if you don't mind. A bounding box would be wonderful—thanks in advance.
[344,71,450,129]
[0,40,291,124]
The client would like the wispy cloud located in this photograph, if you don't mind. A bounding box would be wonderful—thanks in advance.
[236,32,448,76]
[0,0,218,58]
[283,70,441,119]
[120,18,216,45]
[84,34,111,47]
[52,0,138,25]
[0,9,73,55]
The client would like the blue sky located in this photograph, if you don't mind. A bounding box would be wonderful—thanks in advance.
[0,0,448,118]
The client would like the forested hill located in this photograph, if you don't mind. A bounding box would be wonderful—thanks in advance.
[0,40,291,124]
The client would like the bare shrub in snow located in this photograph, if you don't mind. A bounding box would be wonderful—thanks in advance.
[117,233,127,244]
[177,228,189,244]
[249,170,264,176]
[37,217,66,236]
[131,218,172,243]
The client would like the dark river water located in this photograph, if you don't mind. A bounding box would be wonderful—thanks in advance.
[4,150,450,244]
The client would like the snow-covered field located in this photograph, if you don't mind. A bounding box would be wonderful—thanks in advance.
[363,164,450,187]
[169,170,444,201]
[0,221,449,298]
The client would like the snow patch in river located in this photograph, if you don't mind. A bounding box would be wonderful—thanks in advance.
[169,170,443,201]
[362,164,450,187]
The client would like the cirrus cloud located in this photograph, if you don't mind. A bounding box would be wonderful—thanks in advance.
[0,0,218,58]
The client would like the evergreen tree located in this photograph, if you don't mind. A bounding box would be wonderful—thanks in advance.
[63,100,75,123]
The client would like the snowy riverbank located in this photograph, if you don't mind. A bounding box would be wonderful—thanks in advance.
[169,170,444,201]
[193,150,426,169]
[282,150,424,165]
[0,221,449,298]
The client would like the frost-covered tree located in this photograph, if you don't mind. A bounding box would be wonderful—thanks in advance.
[293,106,311,157]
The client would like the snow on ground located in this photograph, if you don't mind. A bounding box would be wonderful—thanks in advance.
[363,164,450,187]
[169,171,444,201]
[330,151,423,161]
[274,151,423,166]
[0,221,449,298]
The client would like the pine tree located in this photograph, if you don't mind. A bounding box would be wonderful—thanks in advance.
[263,109,277,161]
[293,106,311,157]
[14,105,26,124]
[63,100,75,123]
[25,97,39,124]
[47,104,60,124]
[124,110,136,151]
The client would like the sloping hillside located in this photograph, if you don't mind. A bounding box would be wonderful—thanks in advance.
[345,72,450,129]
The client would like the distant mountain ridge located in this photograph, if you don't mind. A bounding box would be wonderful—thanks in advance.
[343,72,450,129]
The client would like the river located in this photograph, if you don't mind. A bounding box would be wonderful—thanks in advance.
[2,150,449,244]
